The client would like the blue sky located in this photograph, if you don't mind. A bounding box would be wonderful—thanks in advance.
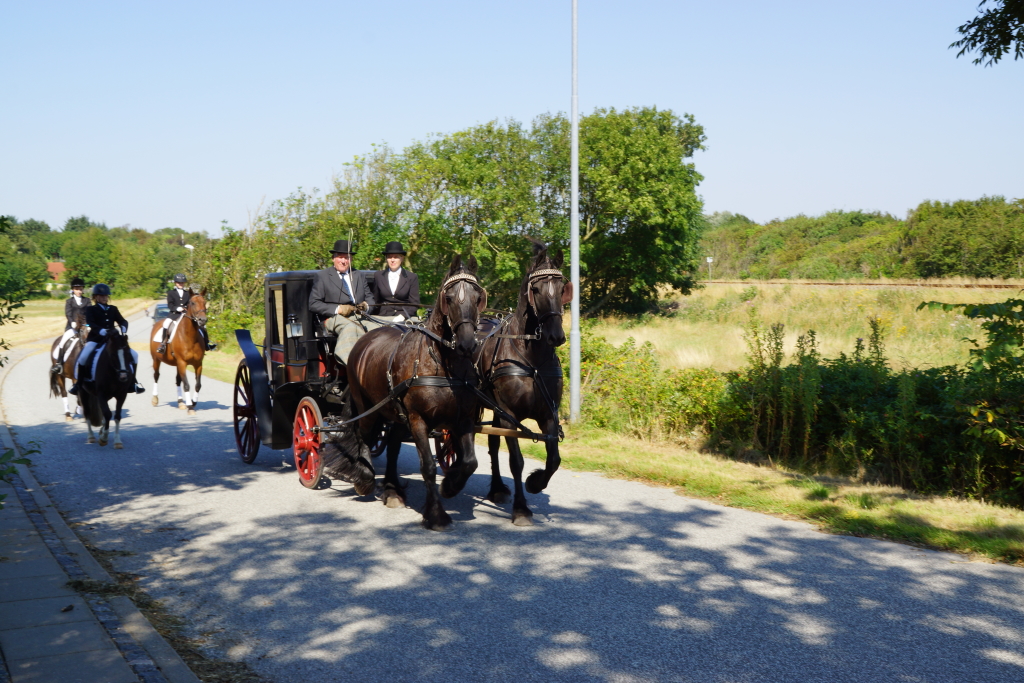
[2,1,1020,234]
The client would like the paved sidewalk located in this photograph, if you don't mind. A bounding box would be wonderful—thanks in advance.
[1,344,199,683]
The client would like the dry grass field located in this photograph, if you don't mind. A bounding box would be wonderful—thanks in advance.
[1,297,155,349]
[591,280,1024,371]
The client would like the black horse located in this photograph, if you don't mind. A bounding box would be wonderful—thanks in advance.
[478,239,571,525]
[345,255,487,531]
[79,329,135,448]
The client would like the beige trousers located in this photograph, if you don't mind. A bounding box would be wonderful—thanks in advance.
[324,314,382,364]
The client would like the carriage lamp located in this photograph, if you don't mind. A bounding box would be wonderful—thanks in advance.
[286,314,303,339]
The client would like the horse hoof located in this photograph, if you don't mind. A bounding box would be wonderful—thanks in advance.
[383,492,406,509]
[98,439,107,447]
[113,443,123,450]
[65,414,73,422]
[525,469,547,494]
[487,489,511,505]
[178,403,187,410]
[424,519,455,532]
[187,408,196,415]
[353,478,376,497]
[86,437,96,444]
[151,396,159,407]
[512,511,535,527]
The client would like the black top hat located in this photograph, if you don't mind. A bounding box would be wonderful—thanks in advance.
[382,241,407,255]
[330,239,356,255]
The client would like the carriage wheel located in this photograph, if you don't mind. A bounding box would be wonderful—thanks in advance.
[294,397,325,489]
[370,424,390,458]
[233,360,260,464]
[434,429,456,474]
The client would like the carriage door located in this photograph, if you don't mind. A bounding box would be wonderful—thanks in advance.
[268,283,286,387]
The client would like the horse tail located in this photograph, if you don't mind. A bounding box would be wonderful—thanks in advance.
[49,368,62,399]
[82,392,103,427]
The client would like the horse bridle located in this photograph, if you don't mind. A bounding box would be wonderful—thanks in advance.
[527,268,567,327]
[185,296,207,326]
[439,272,485,338]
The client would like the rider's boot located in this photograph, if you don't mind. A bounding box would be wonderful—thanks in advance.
[157,328,169,354]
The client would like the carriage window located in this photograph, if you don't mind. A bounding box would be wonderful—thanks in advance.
[271,286,285,346]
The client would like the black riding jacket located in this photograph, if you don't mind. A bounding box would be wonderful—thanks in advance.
[84,304,129,344]
[167,286,191,321]
[65,295,90,331]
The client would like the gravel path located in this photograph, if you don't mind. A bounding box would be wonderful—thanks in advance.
[4,326,1024,682]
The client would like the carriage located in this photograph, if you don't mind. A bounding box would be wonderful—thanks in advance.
[232,251,568,527]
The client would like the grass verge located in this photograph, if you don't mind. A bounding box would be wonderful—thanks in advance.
[521,425,1024,566]
[69,536,265,683]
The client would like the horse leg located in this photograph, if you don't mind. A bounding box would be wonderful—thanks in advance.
[505,436,534,526]
[440,427,478,499]
[85,416,96,444]
[408,416,453,531]
[380,424,406,509]
[192,363,202,406]
[526,416,562,494]
[152,357,161,406]
[178,359,193,412]
[112,396,125,450]
[485,433,511,504]
[98,401,111,447]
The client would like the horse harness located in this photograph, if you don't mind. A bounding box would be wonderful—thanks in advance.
[316,270,559,442]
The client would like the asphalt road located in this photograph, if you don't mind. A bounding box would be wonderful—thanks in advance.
[4,319,1024,682]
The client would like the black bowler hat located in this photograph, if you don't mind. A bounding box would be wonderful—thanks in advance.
[382,241,406,255]
[330,239,356,255]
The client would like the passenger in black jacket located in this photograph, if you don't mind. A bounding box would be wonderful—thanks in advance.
[372,241,420,321]
[68,284,144,395]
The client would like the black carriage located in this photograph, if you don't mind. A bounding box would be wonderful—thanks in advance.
[232,269,390,487]
[232,266,560,497]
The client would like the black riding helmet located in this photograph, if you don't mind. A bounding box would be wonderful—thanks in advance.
[173,274,188,284]
[70,277,85,288]
[92,283,111,297]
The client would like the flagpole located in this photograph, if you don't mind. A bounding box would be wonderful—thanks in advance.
[569,0,581,422]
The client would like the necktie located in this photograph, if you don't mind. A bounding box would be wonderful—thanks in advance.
[341,274,352,300]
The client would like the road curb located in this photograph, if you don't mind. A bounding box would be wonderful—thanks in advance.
[1,345,200,683]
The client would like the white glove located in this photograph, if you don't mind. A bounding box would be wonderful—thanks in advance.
[393,314,405,322]
[99,328,109,337]
[71,322,77,329]
[176,306,184,312]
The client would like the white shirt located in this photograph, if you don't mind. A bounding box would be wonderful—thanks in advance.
[337,271,353,299]
[388,268,401,295]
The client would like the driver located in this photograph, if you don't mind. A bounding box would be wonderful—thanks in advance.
[68,284,145,395]
[52,277,89,371]
[308,239,379,365]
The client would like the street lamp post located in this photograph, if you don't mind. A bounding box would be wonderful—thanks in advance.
[184,244,195,273]
[569,0,581,422]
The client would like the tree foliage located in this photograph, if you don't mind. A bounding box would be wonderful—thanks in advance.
[952,0,1024,66]
[195,107,707,329]
[701,196,1024,280]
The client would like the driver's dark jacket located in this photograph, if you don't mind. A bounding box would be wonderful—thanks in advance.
[84,304,128,344]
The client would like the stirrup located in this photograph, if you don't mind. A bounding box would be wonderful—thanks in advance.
[134,382,146,395]
[206,343,217,351]
[51,363,62,374]
[68,383,80,396]
[157,343,167,354]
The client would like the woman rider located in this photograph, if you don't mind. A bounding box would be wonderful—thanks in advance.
[157,273,215,353]
[371,241,420,322]
[68,284,145,395]
[51,277,90,371]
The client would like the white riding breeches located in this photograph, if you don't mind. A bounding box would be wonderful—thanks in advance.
[53,329,78,360]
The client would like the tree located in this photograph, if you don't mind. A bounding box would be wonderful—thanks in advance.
[62,228,116,285]
[952,0,1024,65]
[63,215,106,232]
[0,216,26,369]
[577,107,707,314]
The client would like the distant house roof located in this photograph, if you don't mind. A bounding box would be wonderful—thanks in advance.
[47,262,66,281]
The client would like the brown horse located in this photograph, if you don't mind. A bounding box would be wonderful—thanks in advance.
[479,240,571,525]
[149,289,207,414]
[346,255,487,531]
[49,307,88,421]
